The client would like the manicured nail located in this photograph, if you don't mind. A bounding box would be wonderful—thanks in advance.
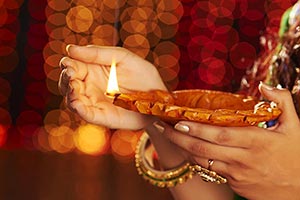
[60,62,67,70]
[152,121,165,133]
[66,44,75,53]
[59,57,68,69]
[174,123,190,133]
[259,81,274,91]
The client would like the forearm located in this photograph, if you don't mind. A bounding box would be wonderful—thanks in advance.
[145,122,234,200]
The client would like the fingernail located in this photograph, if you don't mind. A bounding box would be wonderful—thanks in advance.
[152,121,165,133]
[59,57,68,69]
[174,123,190,133]
[60,62,67,70]
[66,44,75,53]
[259,81,274,91]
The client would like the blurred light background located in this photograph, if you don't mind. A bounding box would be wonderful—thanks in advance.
[0,0,297,199]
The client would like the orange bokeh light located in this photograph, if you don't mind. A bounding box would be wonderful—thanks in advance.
[66,5,93,33]
[110,129,142,162]
[74,124,110,156]
[48,125,75,153]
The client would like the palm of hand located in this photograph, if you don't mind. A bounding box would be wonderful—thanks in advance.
[64,51,166,129]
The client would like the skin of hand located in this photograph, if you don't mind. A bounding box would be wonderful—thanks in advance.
[58,45,167,130]
[58,44,235,199]
[58,44,234,199]
[160,82,300,200]
[146,122,234,200]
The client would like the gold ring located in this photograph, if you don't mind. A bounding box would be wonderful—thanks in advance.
[208,159,214,170]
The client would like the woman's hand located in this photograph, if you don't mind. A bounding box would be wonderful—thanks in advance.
[161,82,300,200]
[58,45,167,130]
[58,45,234,200]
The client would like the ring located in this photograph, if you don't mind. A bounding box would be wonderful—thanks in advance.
[208,159,214,170]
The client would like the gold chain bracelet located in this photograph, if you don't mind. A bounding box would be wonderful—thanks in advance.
[135,132,227,188]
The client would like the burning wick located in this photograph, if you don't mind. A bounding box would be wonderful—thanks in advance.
[105,60,120,98]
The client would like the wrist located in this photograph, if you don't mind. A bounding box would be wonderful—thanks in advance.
[135,132,193,188]
[144,120,186,169]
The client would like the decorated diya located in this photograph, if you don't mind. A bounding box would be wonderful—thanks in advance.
[109,89,281,127]
[105,59,281,127]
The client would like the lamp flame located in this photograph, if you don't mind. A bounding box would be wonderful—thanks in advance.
[106,60,120,95]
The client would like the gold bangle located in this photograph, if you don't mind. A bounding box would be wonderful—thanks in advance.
[135,132,227,188]
[135,132,193,188]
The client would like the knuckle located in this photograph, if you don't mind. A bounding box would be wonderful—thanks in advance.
[227,161,252,183]
[189,142,209,156]
[214,129,231,145]
[229,168,246,182]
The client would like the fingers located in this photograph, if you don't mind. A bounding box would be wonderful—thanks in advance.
[66,44,131,65]
[58,57,97,97]
[259,82,300,129]
[58,68,70,96]
[59,57,89,81]
[64,79,109,126]
[65,79,87,110]
[160,122,243,163]
[174,121,259,148]
[159,122,236,178]
[192,156,229,177]
[59,57,91,96]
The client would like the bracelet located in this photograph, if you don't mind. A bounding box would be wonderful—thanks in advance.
[135,132,193,187]
[135,132,227,188]
[191,164,227,184]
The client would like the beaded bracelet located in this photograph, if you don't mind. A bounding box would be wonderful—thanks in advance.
[135,132,227,188]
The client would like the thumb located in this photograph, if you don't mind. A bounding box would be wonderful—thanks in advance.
[258,82,299,127]
[66,44,129,66]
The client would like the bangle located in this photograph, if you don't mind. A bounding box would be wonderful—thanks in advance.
[135,132,193,188]
[135,132,227,188]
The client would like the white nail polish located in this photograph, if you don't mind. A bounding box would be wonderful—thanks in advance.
[174,123,189,133]
[153,121,165,133]
[66,44,74,53]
